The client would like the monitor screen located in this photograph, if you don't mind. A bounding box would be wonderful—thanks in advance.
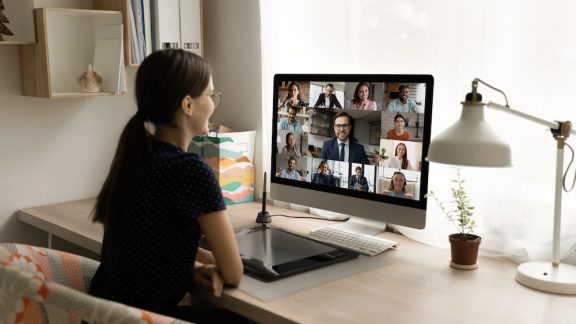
[270,74,434,229]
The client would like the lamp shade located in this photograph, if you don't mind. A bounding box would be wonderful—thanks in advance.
[427,101,512,167]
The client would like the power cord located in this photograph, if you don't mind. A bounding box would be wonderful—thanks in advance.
[270,214,348,221]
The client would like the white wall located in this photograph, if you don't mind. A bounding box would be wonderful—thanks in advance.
[203,0,263,197]
[0,45,137,245]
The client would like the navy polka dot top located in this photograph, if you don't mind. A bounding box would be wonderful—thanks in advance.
[89,139,226,313]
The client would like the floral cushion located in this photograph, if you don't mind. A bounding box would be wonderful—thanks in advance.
[0,243,191,324]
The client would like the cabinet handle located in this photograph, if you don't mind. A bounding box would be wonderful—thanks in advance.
[162,42,179,49]
[183,42,200,50]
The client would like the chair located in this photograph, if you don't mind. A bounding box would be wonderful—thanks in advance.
[0,243,190,324]
[378,177,416,197]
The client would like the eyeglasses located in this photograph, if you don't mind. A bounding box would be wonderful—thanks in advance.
[209,91,222,109]
[334,124,351,130]
[200,91,222,108]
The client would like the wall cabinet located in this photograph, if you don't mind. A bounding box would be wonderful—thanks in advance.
[95,0,204,66]
[20,8,125,98]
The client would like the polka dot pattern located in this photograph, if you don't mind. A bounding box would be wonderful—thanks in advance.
[89,140,226,311]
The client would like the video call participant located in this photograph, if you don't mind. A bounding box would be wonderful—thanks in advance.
[350,82,377,111]
[278,106,303,132]
[279,157,301,180]
[383,171,414,199]
[349,166,369,191]
[281,132,301,157]
[387,84,419,113]
[89,49,246,323]
[386,113,411,140]
[311,160,336,186]
[313,83,342,108]
[280,81,306,108]
[388,142,413,170]
[320,111,369,164]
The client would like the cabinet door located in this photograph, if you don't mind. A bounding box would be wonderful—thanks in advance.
[179,0,202,55]
[151,0,180,50]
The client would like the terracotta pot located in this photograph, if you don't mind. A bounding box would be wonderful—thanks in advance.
[448,233,481,270]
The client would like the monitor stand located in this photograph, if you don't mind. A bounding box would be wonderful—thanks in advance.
[326,216,387,236]
[308,207,387,236]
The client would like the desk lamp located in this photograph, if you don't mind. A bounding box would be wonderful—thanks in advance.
[427,78,576,294]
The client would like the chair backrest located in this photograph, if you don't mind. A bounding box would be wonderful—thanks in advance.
[0,243,190,324]
[378,177,416,197]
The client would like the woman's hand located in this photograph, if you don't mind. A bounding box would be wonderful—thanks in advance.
[195,263,224,298]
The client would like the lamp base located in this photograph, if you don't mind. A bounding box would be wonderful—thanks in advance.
[515,261,576,294]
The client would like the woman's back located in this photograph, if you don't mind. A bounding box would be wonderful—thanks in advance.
[90,140,225,312]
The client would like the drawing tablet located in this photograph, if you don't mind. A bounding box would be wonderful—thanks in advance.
[234,226,359,282]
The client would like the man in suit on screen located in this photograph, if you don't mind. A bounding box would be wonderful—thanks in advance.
[320,111,369,164]
[313,83,342,108]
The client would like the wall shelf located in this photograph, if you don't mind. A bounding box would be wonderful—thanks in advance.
[19,8,125,98]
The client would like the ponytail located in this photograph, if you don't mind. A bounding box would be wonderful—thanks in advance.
[93,114,150,228]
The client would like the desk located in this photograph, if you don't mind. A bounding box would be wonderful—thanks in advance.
[19,199,576,323]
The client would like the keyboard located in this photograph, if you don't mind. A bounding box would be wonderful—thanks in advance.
[308,226,398,256]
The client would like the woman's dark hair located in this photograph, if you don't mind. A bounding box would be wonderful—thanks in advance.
[93,49,211,228]
[287,81,302,100]
[394,113,406,124]
[285,132,294,143]
[388,171,407,192]
[352,82,371,105]
[395,142,409,170]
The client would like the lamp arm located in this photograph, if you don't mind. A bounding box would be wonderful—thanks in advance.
[487,102,576,136]
[474,78,509,106]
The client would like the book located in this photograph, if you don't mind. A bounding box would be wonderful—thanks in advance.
[93,24,125,93]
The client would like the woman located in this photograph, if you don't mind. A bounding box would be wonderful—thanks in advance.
[280,81,304,108]
[89,49,244,323]
[386,113,411,140]
[350,82,377,111]
[311,160,336,186]
[281,132,301,157]
[384,171,413,199]
[387,142,413,170]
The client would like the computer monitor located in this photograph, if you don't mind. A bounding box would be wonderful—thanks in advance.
[271,74,434,229]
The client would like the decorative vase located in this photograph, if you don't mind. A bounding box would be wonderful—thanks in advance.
[449,233,481,270]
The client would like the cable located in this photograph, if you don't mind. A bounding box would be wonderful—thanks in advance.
[563,142,576,192]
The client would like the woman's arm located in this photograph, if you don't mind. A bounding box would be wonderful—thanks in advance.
[196,247,216,264]
[198,210,243,286]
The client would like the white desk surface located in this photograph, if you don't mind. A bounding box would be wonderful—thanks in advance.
[18,199,576,324]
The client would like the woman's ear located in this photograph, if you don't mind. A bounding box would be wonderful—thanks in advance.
[181,95,193,116]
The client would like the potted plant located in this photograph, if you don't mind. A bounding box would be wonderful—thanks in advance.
[426,166,481,270]
[373,148,389,166]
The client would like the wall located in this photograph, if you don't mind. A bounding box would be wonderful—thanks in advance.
[0,45,137,246]
[202,0,263,197]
